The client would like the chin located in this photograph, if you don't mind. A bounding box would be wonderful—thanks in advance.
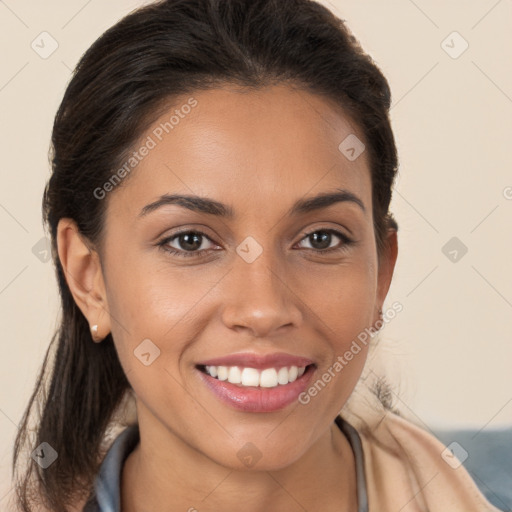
[204,435,309,473]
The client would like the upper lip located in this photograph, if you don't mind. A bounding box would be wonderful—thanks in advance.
[196,352,315,370]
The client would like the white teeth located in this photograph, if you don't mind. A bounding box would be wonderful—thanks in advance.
[228,366,242,384]
[203,365,308,388]
[277,367,289,385]
[260,368,278,388]
[217,366,228,381]
[241,367,260,386]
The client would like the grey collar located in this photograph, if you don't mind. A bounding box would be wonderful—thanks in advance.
[84,416,368,512]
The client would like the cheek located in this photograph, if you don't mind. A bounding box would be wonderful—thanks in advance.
[103,256,215,381]
[293,257,376,405]
[103,269,205,427]
[106,246,215,328]
[295,254,377,340]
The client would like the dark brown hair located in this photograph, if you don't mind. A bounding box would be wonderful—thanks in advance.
[12,0,399,510]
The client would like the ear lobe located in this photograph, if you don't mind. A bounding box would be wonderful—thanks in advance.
[56,218,111,338]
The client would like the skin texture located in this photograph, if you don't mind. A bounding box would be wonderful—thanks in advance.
[57,84,398,512]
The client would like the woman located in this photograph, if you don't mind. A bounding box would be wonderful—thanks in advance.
[11,0,502,511]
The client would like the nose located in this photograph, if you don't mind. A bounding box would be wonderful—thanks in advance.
[220,247,303,338]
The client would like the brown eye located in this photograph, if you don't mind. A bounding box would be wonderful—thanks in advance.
[297,229,353,253]
[174,232,203,251]
[158,230,217,258]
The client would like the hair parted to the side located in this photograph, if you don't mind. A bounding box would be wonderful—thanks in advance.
[12,0,399,510]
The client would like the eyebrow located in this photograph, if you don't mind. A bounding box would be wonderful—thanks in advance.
[138,188,366,219]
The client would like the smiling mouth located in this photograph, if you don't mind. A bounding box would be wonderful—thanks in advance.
[196,364,316,388]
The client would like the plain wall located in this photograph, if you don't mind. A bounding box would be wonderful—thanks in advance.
[1,0,511,506]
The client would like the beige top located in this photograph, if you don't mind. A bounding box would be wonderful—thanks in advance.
[358,411,502,511]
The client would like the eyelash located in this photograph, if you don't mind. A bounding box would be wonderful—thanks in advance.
[157,228,355,259]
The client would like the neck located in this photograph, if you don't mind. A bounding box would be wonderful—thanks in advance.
[121,410,358,512]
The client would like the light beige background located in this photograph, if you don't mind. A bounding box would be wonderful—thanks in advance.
[1,0,511,505]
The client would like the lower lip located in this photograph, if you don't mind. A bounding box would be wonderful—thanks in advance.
[197,366,316,413]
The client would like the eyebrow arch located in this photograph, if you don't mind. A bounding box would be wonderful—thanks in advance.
[138,188,366,219]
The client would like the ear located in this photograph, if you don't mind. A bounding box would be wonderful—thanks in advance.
[56,218,111,342]
[375,227,398,317]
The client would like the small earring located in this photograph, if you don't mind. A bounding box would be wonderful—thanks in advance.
[91,324,99,340]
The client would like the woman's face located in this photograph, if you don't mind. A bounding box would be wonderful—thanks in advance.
[94,84,396,470]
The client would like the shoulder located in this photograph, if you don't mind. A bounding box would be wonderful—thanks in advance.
[356,411,503,512]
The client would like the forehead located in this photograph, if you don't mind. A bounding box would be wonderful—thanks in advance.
[106,84,372,220]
